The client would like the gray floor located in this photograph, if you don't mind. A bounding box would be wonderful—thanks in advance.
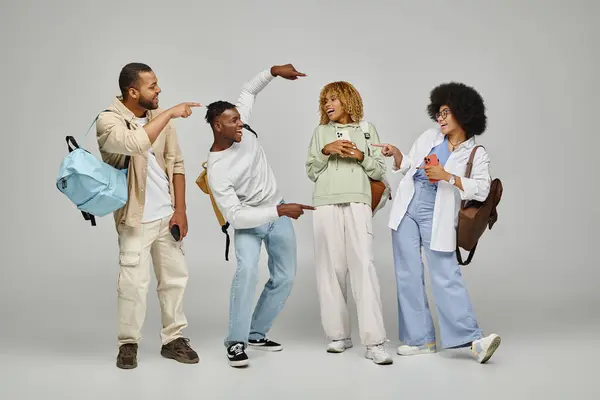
[1,328,597,400]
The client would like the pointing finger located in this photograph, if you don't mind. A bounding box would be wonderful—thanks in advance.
[300,204,316,210]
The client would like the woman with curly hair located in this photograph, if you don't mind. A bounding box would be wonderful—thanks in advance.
[305,81,393,365]
[374,82,501,364]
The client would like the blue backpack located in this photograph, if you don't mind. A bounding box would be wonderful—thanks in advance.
[56,110,131,226]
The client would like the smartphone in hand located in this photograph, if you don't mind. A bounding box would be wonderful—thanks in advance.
[170,224,181,241]
[424,154,440,183]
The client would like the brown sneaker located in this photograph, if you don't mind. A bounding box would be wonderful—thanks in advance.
[161,338,199,364]
[116,343,138,369]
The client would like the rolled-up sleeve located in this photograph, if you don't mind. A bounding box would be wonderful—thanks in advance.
[459,147,491,201]
[392,146,415,177]
[96,111,152,155]
[167,123,185,175]
[392,128,437,177]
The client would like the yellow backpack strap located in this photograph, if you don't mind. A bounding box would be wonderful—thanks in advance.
[196,161,231,260]
[195,162,210,193]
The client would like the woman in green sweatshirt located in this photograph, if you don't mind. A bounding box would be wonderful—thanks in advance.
[305,81,393,365]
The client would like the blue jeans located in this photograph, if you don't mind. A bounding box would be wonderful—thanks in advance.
[391,180,483,349]
[225,215,297,348]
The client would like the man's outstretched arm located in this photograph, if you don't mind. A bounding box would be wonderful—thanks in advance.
[236,64,306,125]
[209,177,314,230]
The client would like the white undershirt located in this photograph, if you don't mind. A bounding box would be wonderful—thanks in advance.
[135,117,174,223]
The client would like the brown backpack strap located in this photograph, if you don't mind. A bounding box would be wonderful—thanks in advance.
[464,145,484,179]
[456,242,477,266]
[460,145,484,208]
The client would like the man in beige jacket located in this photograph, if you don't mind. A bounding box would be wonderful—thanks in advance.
[96,62,201,369]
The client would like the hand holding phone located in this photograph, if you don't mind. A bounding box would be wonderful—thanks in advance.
[423,154,440,183]
[170,224,181,242]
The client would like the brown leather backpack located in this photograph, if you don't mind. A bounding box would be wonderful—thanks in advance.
[456,145,503,266]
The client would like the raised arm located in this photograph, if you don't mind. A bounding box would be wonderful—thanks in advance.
[236,64,306,125]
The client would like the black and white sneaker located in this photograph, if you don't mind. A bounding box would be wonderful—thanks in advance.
[227,342,249,367]
[248,338,283,352]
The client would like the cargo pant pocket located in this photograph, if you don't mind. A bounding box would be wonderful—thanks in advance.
[117,224,143,266]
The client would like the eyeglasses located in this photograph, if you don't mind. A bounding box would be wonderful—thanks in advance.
[435,109,451,120]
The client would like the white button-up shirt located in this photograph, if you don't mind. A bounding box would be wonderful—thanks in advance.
[387,127,491,252]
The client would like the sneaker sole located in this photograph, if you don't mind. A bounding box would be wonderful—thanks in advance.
[365,351,394,365]
[479,336,501,364]
[229,359,250,368]
[397,348,436,356]
[367,356,393,365]
[248,344,283,352]
[116,362,137,369]
[327,344,353,353]
[327,348,347,353]
[160,349,199,364]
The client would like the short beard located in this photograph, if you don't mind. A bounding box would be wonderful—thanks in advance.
[139,97,157,110]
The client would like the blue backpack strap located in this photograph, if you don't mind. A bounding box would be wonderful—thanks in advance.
[66,135,80,153]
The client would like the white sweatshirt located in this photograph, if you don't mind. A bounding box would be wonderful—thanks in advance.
[206,69,283,230]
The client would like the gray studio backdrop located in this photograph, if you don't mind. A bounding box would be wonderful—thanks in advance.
[0,0,597,354]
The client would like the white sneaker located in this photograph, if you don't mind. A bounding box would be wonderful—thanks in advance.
[365,344,393,365]
[471,334,501,364]
[396,342,437,356]
[327,339,353,353]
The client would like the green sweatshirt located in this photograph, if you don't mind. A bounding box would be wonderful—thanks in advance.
[305,121,387,207]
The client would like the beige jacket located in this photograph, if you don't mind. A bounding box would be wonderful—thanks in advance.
[96,97,185,227]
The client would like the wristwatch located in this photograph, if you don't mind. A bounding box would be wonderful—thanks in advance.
[448,175,456,185]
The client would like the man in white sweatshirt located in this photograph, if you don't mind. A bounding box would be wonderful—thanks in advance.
[206,64,312,367]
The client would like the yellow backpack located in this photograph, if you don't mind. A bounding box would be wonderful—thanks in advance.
[195,161,231,261]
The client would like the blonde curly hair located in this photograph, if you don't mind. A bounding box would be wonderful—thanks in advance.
[318,81,364,125]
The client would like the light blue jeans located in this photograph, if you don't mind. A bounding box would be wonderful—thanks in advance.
[225,215,297,348]
[392,180,483,349]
